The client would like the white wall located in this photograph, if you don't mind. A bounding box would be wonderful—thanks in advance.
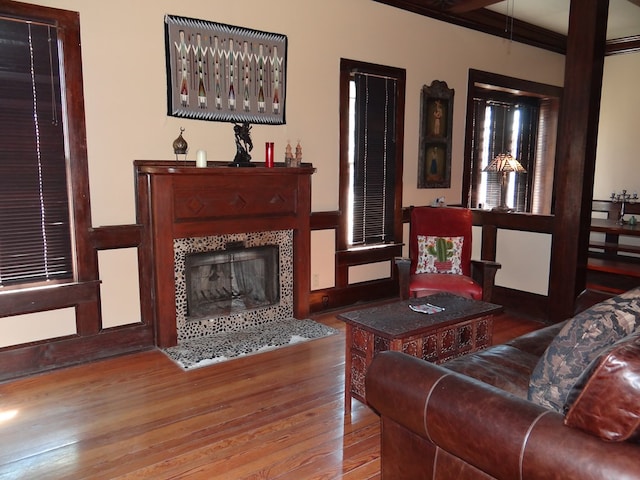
[495,231,551,296]
[593,52,640,200]
[470,226,551,296]
[2,0,566,346]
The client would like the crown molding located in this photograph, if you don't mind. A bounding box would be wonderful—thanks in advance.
[374,0,637,56]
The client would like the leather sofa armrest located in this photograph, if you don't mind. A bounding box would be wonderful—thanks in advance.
[366,351,640,480]
[471,259,501,302]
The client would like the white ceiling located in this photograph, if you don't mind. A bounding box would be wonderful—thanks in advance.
[485,0,640,40]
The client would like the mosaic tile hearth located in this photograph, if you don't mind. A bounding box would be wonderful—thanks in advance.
[162,318,338,370]
[174,230,294,342]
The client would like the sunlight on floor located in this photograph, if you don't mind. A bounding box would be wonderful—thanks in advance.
[0,409,18,423]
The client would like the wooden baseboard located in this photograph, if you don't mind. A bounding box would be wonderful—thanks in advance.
[0,324,154,382]
[491,286,550,323]
[309,279,399,313]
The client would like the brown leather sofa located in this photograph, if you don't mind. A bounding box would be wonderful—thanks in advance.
[365,295,640,479]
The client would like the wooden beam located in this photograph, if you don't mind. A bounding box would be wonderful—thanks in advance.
[548,0,609,322]
[89,224,143,250]
[447,0,503,14]
[373,0,567,54]
[606,34,640,55]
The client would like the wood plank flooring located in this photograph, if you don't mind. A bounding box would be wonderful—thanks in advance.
[0,306,543,479]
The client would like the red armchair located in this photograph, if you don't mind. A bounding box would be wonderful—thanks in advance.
[397,206,500,302]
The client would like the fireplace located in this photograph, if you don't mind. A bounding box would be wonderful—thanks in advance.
[185,243,280,319]
[174,230,293,341]
[135,160,314,347]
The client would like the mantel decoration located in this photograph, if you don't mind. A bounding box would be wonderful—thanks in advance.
[418,80,454,189]
[230,122,254,167]
[172,127,188,160]
[164,14,287,125]
[611,189,638,224]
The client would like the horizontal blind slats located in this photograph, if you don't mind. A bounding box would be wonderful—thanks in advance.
[0,18,72,286]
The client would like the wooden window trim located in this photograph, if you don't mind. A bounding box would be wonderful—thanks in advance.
[338,58,405,252]
[462,69,562,214]
[0,1,93,315]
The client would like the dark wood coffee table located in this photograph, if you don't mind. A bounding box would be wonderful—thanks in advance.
[338,292,503,413]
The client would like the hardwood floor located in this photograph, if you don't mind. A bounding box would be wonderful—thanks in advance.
[0,306,544,479]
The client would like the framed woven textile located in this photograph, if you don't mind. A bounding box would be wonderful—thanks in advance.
[164,14,287,124]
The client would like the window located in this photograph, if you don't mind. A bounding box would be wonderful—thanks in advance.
[0,15,72,286]
[470,94,539,212]
[0,3,149,379]
[339,59,405,249]
[463,70,561,214]
[0,2,91,292]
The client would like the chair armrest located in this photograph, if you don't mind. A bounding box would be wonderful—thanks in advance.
[471,259,501,302]
[366,351,640,480]
[394,257,411,300]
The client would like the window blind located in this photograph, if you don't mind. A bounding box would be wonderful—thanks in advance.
[0,17,73,286]
[351,73,397,245]
[471,97,538,212]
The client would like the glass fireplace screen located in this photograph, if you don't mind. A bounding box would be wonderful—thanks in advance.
[184,244,280,319]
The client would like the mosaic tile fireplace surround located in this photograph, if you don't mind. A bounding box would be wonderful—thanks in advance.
[135,160,315,348]
[174,230,293,342]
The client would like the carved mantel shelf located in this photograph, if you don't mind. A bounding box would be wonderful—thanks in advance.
[134,160,315,347]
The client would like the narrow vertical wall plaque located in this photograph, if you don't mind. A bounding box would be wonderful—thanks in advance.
[418,80,454,188]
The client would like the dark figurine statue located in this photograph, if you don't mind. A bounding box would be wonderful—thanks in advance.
[231,122,254,167]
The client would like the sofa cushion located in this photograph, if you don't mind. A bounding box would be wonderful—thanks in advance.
[505,321,565,358]
[410,272,483,300]
[444,323,563,398]
[563,331,640,442]
[528,287,640,412]
[444,344,540,398]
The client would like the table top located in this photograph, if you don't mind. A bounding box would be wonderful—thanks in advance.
[591,218,640,236]
[337,292,503,339]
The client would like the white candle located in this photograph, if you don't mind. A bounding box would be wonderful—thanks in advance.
[196,149,207,168]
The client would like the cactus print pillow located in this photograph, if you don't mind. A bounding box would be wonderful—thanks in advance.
[528,287,640,413]
[416,235,463,275]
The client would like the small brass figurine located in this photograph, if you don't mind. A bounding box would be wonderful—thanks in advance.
[294,141,303,167]
[172,127,188,161]
[285,141,294,166]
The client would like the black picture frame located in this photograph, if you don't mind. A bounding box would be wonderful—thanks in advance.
[418,80,454,188]
[164,14,287,125]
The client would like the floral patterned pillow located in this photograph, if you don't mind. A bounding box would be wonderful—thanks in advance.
[416,235,463,275]
[528,287,640,413]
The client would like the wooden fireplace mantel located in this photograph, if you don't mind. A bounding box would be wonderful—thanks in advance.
[134,160,315,347]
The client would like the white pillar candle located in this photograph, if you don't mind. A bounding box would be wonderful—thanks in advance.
[196,149,207,167]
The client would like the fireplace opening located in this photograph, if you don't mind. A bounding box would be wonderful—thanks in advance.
[185,243,280,320]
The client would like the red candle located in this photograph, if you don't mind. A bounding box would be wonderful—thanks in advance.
[265,142,274,168]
